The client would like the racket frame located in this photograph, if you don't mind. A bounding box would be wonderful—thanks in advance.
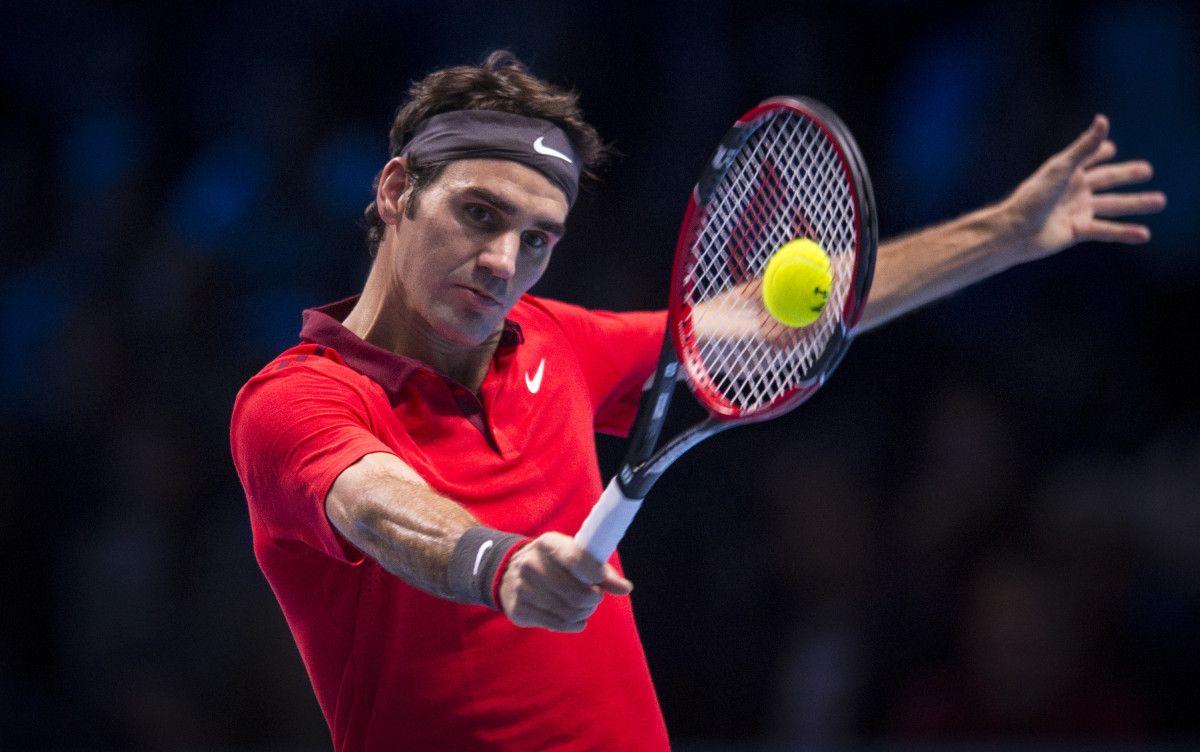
[671,96,877,421]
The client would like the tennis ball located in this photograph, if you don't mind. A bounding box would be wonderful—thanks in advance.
[761,238,832,327]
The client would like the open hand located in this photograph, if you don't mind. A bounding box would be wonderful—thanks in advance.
[1006,114,1166,262]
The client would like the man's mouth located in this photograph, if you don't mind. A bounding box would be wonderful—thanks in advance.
[455,284,504,308]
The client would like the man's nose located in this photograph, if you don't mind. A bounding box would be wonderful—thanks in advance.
[478,232,519,280]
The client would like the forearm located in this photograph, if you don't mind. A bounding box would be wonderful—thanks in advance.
[325,452,631,631]
[326,452,502,601]
[858,201,1024,332]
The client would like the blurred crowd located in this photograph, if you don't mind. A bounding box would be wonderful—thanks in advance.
[2,1,1197,748]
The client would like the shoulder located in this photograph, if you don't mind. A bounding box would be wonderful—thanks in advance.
[232,343,380,431]
[239,343,371,392]
[230,343,391,478]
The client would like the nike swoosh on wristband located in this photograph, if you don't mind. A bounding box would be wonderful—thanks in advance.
[533,137,573,164]
[525,358,545,394]
[472,540,495,576]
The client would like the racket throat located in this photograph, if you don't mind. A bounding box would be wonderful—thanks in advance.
[623,337,681,469]
[622,417,730,499]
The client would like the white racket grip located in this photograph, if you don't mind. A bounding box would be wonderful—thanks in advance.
[574,477,644,564]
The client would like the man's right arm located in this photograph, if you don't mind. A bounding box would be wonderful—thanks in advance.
[326,452,633,632]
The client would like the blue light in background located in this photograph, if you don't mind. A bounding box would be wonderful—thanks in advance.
[1076,1,1198,273]
[0,267,70,400]
[312,127,380,218]
[1080,2,1194,108]
[887,17,995,222]
[61,111,142,194]
[168,137,268,250]
[234,288,323,354]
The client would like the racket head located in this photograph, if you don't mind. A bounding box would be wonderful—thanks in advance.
[668,96,878,422]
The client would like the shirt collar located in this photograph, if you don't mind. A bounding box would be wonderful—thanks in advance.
[298,295,524,402]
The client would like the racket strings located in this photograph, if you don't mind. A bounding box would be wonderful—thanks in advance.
[681,110,859,414]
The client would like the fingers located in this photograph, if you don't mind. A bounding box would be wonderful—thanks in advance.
[1079,218,1153,244]
[507,573,599,629]
[597,564,634,596]
[540,535,633,597]
[1092,191,1168,218]
[547,533,611,585]
[1087,160,1156,191]
[506,599,588,633]
[499,532,633,632]
[1061,114,1109,168]
[533,556,605,611]
[1082,139,1116,169]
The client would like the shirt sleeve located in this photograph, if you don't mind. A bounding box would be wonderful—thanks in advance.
[230,361,393,563]
[547,304,668,437]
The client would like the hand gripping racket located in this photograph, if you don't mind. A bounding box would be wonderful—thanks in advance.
[574,97,878,563]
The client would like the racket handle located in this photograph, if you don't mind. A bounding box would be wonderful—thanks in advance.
[574,477,644,564]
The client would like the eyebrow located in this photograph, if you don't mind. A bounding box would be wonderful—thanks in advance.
[463,187,567,237]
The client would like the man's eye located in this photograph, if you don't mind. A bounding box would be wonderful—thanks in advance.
[522,232,549,250]
[464,205,493,224]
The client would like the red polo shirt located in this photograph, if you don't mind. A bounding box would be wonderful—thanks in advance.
[230,294,670,751]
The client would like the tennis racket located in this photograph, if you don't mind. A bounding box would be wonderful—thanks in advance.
[574,96,878,563]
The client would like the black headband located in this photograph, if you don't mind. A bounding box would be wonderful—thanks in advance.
[399,110,582,206]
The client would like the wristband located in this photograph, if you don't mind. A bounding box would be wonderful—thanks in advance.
[447,526,526,608]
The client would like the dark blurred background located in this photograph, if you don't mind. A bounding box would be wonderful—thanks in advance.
[2,0,1197,749]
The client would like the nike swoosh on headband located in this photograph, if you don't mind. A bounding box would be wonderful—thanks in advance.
[533,136,574,164]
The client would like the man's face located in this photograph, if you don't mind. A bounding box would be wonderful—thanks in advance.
[388,159,569,346]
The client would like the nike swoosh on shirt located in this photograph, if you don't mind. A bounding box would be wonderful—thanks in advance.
[525,358,546,394]
[473,540,494,576]
[533,137,573,164]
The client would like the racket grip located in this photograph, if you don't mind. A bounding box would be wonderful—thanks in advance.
[574,477,644,564]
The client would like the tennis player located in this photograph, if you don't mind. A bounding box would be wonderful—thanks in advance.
[230,51,1164,751]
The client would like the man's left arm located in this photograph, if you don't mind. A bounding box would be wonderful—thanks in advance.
[858,114,1166,332]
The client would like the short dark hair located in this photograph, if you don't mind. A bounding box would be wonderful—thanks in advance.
[363,50,608,254]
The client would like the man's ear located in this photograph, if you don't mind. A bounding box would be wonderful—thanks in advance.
[375,156,413,227]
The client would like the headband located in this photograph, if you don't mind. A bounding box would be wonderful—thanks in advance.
[399,110,582,206]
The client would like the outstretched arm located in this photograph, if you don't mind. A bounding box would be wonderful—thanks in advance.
[857,114,1166,332]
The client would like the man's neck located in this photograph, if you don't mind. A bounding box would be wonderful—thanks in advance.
[342,269,500,394]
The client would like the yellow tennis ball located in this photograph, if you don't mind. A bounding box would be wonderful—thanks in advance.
[761,238,832,327]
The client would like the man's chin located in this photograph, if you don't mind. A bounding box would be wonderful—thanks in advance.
[432,316,506,348]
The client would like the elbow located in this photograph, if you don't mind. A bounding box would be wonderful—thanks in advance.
[325,453,389,546]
